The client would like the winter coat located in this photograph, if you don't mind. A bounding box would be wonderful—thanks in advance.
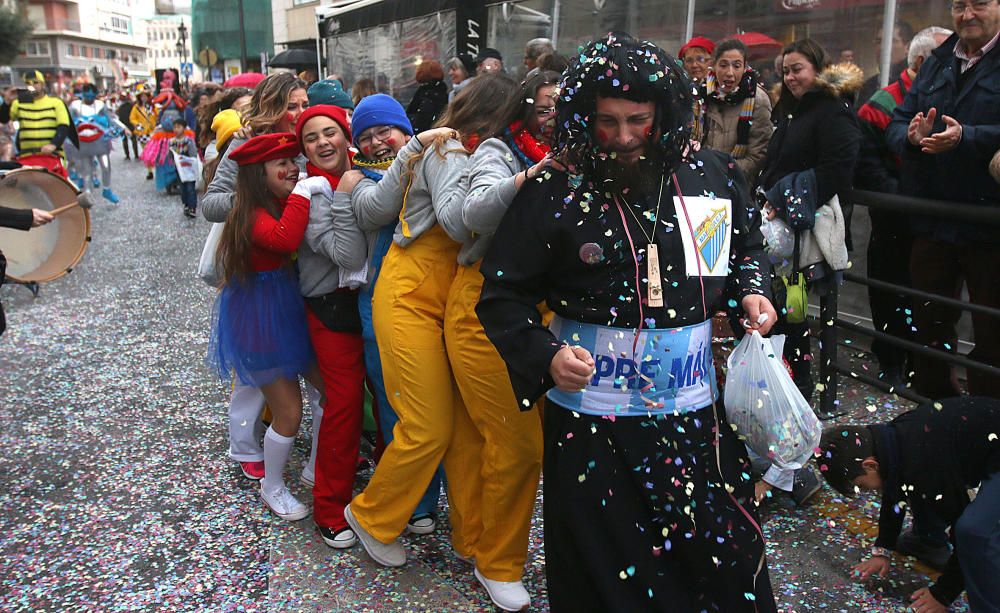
[761,63,863,210]
[129,104,157,139]
[701,84,774,185]
[406,80,448,133]
[870,396,1000,605]
[886,33,1000,246]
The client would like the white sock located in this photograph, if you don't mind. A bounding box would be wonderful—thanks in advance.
[306,403,323,478]
[262,426,295,495]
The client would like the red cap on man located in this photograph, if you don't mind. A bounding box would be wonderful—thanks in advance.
[229,132,301,166]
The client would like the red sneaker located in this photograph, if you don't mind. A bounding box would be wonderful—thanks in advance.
[239,461,265,480]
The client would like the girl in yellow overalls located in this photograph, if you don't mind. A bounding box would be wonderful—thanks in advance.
[341,78,522,605]
[442,70,562,611]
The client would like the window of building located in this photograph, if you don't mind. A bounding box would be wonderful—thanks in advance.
[21,40,50,57]
[68,43,78,56]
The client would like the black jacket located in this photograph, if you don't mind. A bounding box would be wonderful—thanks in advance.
[871,396,1000,605]
[761,64,862,210]
[116,100,135,129]
[886,33,1000,246]
[406,80,448,134]
[0,205,34,336]
[477,150,772,407]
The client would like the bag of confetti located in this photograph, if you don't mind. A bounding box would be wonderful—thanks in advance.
[724,330,822,470]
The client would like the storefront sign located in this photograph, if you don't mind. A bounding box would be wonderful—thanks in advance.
[457,1,488,58]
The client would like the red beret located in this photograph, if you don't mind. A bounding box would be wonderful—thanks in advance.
[229,132,301,166]
[296,105,352,147]
[678,36,716,58]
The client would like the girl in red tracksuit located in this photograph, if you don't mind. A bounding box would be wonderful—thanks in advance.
[208,132,325,521]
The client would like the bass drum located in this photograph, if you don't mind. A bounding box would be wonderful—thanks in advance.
[0,167,91,283]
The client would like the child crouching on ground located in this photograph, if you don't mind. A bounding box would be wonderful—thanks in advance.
[818,396,999,613]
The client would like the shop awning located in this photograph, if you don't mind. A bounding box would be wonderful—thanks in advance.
[316,0,487,37]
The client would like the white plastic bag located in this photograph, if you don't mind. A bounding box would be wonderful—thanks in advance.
[197,222,224,287]
[172,151,203,184]
[760,217,794,263]
[724,331,822,471]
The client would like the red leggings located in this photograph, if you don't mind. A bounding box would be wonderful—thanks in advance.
[306,307,366,530]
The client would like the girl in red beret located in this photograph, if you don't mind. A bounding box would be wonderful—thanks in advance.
[208,132,324,521]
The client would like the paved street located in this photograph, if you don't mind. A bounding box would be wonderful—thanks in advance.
[0,150,969,612]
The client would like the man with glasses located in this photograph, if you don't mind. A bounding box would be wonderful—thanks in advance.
[887,0,1000,418]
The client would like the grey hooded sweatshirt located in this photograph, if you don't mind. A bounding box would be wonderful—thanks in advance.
[352,136,470,247]
[458,137,529,265]
[200,136,361,297]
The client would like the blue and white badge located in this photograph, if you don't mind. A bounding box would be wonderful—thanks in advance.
[674,196,732,277]
[546,316,717,417]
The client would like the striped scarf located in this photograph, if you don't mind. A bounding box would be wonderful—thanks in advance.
[693,68,758,159]
[353,155,394,182]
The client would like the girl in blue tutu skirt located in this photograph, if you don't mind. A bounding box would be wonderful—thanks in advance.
[208,132,326,521]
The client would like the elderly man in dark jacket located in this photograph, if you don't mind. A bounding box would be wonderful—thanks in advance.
[886,1,1000,399]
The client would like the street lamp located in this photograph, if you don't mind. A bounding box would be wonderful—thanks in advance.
[177,21,190,90]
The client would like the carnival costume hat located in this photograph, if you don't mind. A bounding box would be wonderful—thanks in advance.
[553,32,694,175]
[211,109,243,150]
[295,105,352,146]
[229,132,301,166]
[23,70,45,85]
[678,36,716,58]
[307,79,355,110]
[350,94,412,147]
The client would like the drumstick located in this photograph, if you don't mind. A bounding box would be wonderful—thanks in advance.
[49,201,79,217]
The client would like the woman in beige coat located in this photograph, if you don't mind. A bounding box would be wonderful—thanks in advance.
[693,39,774,186]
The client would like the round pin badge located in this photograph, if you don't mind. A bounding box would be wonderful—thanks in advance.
[579,242,604,265]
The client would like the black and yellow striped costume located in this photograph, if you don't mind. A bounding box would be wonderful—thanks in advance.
[8,95,71,156]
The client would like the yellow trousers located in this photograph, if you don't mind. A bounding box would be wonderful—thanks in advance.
[443,261,543,582]
[351,225,466,542]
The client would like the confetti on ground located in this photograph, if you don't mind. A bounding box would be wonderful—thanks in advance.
[0,152,968,611]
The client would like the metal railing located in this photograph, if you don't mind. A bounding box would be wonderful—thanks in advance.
[815,189,1000,415]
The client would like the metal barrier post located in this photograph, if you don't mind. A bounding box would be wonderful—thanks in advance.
[819,291,839,416]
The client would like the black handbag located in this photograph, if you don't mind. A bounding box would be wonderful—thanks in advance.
[304,290,362,334]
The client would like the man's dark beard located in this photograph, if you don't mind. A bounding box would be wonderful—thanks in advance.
[594,147,666,200]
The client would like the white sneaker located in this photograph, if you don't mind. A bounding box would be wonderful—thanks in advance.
[344,503,406,567]
[405,513,436,535]
[318,525,357,549]
[261,485,309,521]
[474,567,530,612]
[300,466,315,488]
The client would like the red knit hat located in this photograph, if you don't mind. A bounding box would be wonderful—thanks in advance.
[678,36,715,58]
[229,132,301,166]
[295,105,352,147]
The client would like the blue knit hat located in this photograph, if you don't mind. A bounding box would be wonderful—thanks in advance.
[350,94,413,147]
[307,79,354,110]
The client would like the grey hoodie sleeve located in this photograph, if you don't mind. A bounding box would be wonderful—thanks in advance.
[351,136,425,231]
[201,137,242,222]
[462,138,522,235]
[305,191,368,271]
[422,138,471,243]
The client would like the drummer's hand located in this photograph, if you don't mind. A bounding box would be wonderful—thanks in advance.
[40,144,56,155]
[549,344,595,392]
[31,208,54,227]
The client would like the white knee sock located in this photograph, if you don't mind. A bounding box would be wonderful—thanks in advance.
[262,426,295,495]
[305,383,323,476]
